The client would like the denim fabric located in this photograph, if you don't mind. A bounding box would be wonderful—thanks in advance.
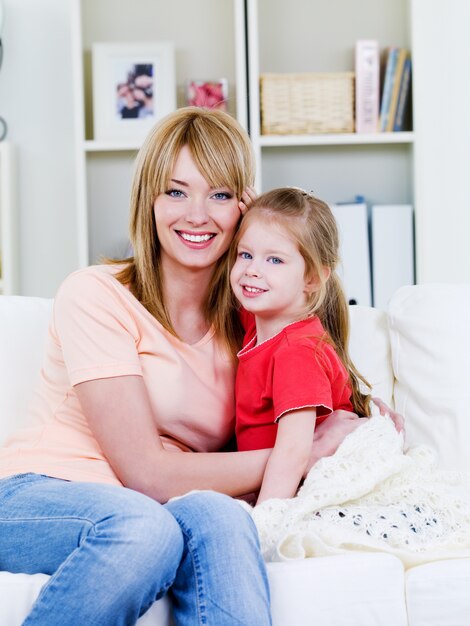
[0,474,271,625]
[166,492,271,625]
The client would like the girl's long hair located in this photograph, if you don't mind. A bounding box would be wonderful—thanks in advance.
[109,107,255,358]
[230,187,371,416]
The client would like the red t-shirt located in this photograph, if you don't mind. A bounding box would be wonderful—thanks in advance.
[235,314,354,451]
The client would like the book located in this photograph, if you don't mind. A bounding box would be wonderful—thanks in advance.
[379,47,399,131]
[386,48,409,132]
[371,204,414,309]
[393,55,412,131]
[330,201,372,306]
[355,40,380,133]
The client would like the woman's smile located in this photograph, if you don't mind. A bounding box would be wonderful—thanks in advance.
[175,229,217,248]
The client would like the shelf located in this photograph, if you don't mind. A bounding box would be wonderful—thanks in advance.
[83,140,141,153]
[259,132,414,148]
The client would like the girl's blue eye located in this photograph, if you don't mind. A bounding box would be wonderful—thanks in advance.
[213,192,232,200]
[239,251,252,260]
[166,189,185,198]
[268,257,283,265]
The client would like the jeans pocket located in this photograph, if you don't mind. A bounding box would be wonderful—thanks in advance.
[0,472,45,499]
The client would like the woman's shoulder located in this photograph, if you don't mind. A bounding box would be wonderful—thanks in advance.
[57,263,128,296]
[54,264,135,319]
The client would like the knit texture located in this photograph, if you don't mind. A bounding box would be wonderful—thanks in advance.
[250,415,470,568]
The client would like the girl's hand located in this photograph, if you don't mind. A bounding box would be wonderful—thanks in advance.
[238,186,257,215]
[371,397,405,434]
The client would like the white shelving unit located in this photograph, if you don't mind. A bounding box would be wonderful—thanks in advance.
[71,0,248,267]
[0,142,18,295]
[70,0,470,285]
[246,0,415,207]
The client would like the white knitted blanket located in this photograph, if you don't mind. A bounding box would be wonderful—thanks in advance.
[249,415,470,568]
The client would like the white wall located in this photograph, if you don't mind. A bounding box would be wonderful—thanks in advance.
[1,0,77,296]
[412,0,470,283]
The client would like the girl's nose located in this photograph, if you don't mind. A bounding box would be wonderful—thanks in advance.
[246,261,262,278]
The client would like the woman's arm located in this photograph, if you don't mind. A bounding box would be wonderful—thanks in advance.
[75,375,271,503]
[256,409,316,504]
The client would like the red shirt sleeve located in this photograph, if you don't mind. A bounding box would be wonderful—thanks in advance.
[271,342,335,422]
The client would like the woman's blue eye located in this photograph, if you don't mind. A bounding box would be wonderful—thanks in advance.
[166,189,185,198]
[213,192,232,200]
[239,251,252,260]
[268,257,283,265]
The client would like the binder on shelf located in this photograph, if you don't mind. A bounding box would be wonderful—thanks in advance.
[355,40,380,134]
[371,204,414,310]
[331,202,372,307]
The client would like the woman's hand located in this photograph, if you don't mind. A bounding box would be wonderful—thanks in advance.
[306,410,364,473]
[238,186,257,215]
[371,397,405,434]
[305,400,405,476]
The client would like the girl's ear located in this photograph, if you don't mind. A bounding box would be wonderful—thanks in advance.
[304,266,331,293]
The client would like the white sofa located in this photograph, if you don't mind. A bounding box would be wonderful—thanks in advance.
[1,285,470,625]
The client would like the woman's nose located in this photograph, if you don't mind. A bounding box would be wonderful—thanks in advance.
[185,201,209,226]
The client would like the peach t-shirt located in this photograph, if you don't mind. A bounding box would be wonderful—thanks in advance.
[0,265,236,485]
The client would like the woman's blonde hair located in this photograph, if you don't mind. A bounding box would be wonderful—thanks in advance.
[230,187,371,416]
[112,107,255,356]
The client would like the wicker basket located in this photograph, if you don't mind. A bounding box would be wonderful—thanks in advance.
[260,72,355,135]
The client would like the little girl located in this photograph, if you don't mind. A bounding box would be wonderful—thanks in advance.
[230,187,371,504]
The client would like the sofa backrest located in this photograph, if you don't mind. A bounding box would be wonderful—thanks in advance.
[388,284,470,472]
[348,305,394,409]
[0,296,53,445]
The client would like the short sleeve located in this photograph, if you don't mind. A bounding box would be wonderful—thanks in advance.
[53,269,143,386]
[272,343,333,422]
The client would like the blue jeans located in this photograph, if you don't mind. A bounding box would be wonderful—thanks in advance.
[0,473,271,625]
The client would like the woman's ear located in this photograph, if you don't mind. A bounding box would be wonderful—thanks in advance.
[304,266,331,293]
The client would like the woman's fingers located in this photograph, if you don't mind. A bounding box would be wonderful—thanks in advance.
[371,397,405,434]
[238,186,258,215]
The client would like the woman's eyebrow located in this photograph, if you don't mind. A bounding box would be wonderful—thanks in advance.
[170,178,189,187]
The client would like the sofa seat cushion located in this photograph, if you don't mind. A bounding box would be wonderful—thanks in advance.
[388,284,470,471]
[0,571,173,626]
[267,553,407,626]
[0,554,407,626]
[405,559,470,626]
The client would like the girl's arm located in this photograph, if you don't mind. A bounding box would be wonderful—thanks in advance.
[256,408,316,504]
[75,375,271,503]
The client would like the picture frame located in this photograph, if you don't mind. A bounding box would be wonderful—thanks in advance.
[185,79,229,111]
[92,42,176,143]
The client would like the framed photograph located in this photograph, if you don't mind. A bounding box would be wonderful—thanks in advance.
[185,79,228,111]
[92,42,176,142]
